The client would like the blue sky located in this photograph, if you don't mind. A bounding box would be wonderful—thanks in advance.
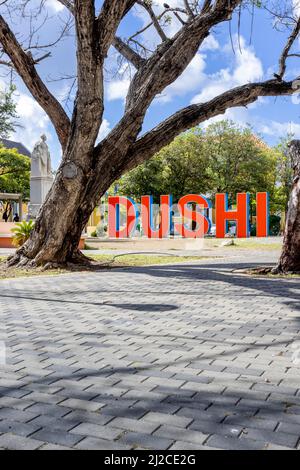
[2,0,300,169]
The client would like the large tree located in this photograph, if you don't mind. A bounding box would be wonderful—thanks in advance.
[0,0,300,271]
[275,140,300,273]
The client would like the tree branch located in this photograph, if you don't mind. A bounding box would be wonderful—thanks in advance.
[57,0,74,15]
[122,0,138,19]
[184,0,195,19]
[113,36,146,69]
[126,0,242,111]
[67,0,103,155]
[94,0,243,178]
[0,14,70,150]
[125,79,300,172]
[69,1,137,156]
[137,0,168,42]
[278,18,300,79]
[97,0,137,56]
[57,0,136,20]
[74,0,98,94]
[201,0,212,14]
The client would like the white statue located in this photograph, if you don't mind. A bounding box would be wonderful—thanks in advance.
[29,134,54,218]
[31,134,52,177]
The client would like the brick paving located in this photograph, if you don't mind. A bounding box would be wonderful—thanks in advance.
[0,254,300,450]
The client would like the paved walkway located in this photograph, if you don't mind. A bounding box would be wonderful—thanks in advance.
[0,255,300,450]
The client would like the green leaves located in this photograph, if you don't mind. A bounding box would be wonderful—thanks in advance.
[0,85,18,138]
[11,220,35,247]
[0,145,30,199]
[118,120,278,205]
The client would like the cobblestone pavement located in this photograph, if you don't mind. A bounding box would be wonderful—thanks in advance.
[0,255,300,450]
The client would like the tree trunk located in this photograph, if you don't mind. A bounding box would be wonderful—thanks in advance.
[275,140,300,274]
[8,149,115,268]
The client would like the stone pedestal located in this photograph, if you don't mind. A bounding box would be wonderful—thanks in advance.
[28,176,53,219]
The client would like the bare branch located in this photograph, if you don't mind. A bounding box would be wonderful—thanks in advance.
[278,17,300,79]
[94,0,244,177]
[125,79,300,172]
[125,0,242,111]
[137,0,168,42]
[201,0,212,14]
[0,14,70,150]
[33,51,51,63]
[57,0,74,15]
[97,1,137,55]
[184,0,195,19]
[113,36,146,69]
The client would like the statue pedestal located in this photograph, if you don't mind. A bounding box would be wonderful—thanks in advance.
[28,176,53,219]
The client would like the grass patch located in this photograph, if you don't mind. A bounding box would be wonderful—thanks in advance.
[89,253,206,267]
[264,273,300,278]
[0,267,68,280]
[84,244,99,250]
[0,258,68,280]
[233,266,300,278]
[0,254,207,280]
[222,240,282,250]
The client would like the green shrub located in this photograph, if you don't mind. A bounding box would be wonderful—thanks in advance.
[11,220,34,247]
[269,214,281,236]
[250,224,257,237]
[251,215,281,237]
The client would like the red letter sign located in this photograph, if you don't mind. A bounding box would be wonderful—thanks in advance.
[141,195,172,238]
[215,193,250,238]
[108,196,138,238]
[175,194,211,238]
[256,192,269,237]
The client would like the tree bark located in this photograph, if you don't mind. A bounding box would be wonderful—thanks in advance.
[275,140,300,274]
[9,150,111,267]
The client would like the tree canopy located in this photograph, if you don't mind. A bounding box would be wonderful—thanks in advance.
[118,120,278,206]
[0,85,18,138]
[0,84,27,198]
[273,136,294,216]
[0,144,30,199]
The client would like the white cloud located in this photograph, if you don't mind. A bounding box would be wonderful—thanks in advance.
[11,91,111,160]
[257,120,300,137]
[132,1,219,50]
[202,106,251,129]
[156,53,207,103]
[13,93,50,151]
[201,35,219,51]
[133,0,185,44]
[191,36,263,104]
[232,41,263,83]
[97,119,111,142]
[46,0,65,13]
[107,48,209,104]
[203,105,300,141]
[293,0,300,17]
[107,79,130,101]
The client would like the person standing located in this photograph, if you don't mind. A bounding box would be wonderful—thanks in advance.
[2,210,8,222]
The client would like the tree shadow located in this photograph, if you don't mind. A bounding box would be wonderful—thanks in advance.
[0,291,178,313]
[1,260,300,448]
[119,262,300,305]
